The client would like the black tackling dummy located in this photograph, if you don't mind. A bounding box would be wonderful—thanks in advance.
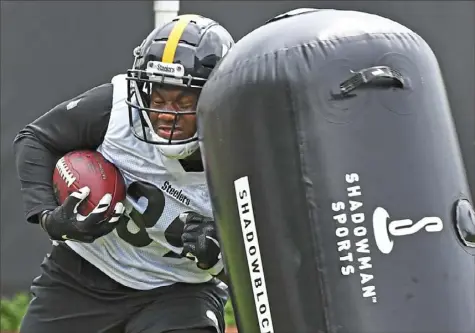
[197,8,475,333]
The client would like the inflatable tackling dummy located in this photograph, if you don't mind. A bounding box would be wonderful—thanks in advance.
[197,8,475,333]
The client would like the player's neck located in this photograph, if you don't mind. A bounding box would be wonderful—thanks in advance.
[178,150,204,172]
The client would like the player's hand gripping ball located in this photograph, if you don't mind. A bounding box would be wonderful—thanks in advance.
[49,150,127,242]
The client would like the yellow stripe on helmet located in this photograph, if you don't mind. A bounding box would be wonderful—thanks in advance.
[162,14,200,63]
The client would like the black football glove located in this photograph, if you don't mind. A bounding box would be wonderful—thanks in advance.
[40,186,125,243]
[180,212,224,276]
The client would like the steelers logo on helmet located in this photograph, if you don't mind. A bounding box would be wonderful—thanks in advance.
[125,14,235,159]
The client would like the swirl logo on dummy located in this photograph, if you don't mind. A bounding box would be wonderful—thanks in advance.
[372,207,444,254]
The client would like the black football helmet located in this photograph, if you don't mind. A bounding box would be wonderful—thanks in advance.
[125,14,234,159]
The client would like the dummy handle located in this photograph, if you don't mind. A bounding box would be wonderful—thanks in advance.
[340,66,405,95]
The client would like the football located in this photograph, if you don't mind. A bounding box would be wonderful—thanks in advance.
[52,150,126,216]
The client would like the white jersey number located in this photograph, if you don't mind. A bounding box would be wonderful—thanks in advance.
[115,180,192,259]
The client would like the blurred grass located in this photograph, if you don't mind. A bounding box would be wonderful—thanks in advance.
[0,293,30,331]
[224,300,236,326]
[0,293,236,331]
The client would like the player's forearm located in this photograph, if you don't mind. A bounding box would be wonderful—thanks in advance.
[13,83,114,224]
[13,135,60,224]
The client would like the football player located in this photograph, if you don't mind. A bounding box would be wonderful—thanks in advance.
[13,14,235,333]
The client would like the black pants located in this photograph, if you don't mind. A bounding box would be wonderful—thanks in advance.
[20,243,228,333]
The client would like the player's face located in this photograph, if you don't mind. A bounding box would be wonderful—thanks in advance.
[148,85,199,141]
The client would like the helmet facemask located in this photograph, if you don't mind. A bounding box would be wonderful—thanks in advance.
[126,59,205,159]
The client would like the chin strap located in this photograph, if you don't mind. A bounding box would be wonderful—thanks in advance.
[157,140,199,159]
